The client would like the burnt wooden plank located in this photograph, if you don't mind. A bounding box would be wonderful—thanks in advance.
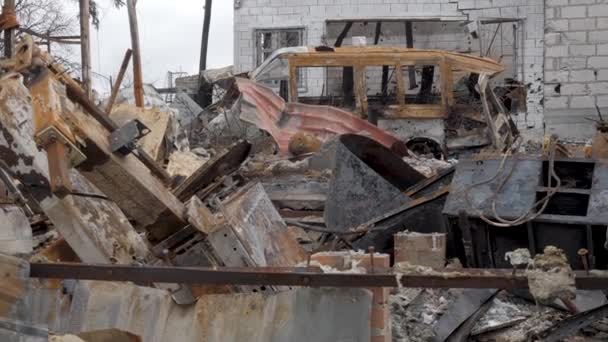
[0,73,150,264]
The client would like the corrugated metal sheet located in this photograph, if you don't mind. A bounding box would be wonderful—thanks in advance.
[2,260,372,342]
[237,77,403,155]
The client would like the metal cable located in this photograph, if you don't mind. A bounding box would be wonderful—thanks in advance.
[463,137,561,227]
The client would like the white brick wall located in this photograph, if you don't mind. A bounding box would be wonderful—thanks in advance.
[545,0,608,141]
[234,0,545,141]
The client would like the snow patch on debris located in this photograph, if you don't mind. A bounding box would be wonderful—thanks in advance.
[526,246,576,305]
[402,156,457,178]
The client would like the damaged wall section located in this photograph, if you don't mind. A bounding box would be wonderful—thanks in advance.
[234,0,544,141]
[544,1,608,141]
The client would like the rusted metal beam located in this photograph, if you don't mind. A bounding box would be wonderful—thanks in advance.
[28,263,608,289]
[106,49,133,114]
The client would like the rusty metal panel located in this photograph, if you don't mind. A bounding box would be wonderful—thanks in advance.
[192,288,372,342]
[325,134,425,232]
[588,161,608,220]
[4,272,373,342]
[443,159,541,219]
[221,182,307,267]
[237,77,403,155]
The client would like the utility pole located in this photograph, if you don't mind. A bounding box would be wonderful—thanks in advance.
[199,0,212,73]
[79,0,92,97]
[127,0,144,108]
[3,0,16,58]
[197,0,213,107]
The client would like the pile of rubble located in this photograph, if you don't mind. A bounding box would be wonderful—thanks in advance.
[1,34,608,342]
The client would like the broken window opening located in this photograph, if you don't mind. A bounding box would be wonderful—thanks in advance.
[255,28,305,90]
[398,65,442,105]
[292,66,356,110]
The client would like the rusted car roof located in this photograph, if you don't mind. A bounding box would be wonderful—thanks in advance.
[251,46,504,82]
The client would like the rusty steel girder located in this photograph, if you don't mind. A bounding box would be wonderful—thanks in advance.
[29,263,608,290]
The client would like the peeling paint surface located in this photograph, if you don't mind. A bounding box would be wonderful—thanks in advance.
[237,77,403,155]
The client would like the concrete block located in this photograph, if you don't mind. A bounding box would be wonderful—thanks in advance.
[569,18,596,31]
[597,44,608,55]
[545,70,569,83]
[546,19,569,32]
[589,56,608,69]
[589,82,608,95]
[589,30,608,43]
[561,57,588,69]
[562,31,587,44]
[560,6,587,18]
[598,18,608,29]
[570,69,596,82]
[570,95,596,108]
[589,4,608,17]
[569,45,596,57]
[546,45,569,57]
[545,96,569,109]
[561,83,588,95]
[547,0,568,5]
[597,95,608,107]
[569,0,596,4]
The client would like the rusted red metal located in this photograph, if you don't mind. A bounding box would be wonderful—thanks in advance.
[236,77,404,155]
[29,263,608,290]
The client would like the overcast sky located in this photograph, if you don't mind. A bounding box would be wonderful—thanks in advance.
[83,0,233,96]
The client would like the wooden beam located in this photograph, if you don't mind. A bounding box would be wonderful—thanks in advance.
[288,64,298,102]
[45,139,73,198]
[41,51,171,182]
[353,65,368,117]
[106,49,133,114]
[0,74,151,264]
[395,63,405,105]
[127,0,144,108]
[383,104,448,119]
[79,0,92,97]
[32,71,188,241]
